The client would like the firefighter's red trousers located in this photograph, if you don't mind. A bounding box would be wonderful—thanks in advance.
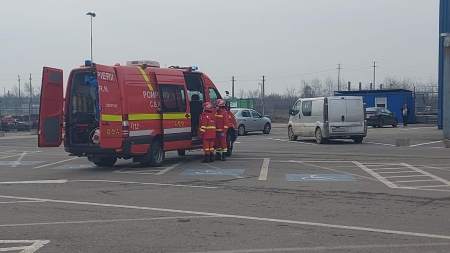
[202,139,215,155]
[215,133,227,154]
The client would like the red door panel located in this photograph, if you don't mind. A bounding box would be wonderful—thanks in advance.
[95,64,123,149]
[38,67,64,147]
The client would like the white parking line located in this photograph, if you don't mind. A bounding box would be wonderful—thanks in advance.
[352,162,398,188]
[71,180,218,189]
[11,152,27,167]
[0,200,45,204]
[258,158,270,181]
[34,157,79,169]
[155,162,183,175]
[364,141,396,147]
[409,140,442,147]
[401,163,450,185]
[1,194,450,240]
[0,240,50,253]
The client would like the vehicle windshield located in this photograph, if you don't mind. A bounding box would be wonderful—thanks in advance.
[366,108,378,112]
[231,109,239,115]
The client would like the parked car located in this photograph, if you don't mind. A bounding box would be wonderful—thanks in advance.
[366,107,398,128]
[0,122,10,132]
[230,108,271,136]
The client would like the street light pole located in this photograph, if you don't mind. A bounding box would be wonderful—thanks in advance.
[0,98,2,132]
[86,12,96,62]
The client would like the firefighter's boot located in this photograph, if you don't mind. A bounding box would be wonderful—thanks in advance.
[201,154,209,163]
[221,153,226,161]
[215,152,222,160]
[209,154,215,162]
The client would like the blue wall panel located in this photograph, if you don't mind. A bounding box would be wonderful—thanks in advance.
[335,90,415,123]
[438,0,450,128]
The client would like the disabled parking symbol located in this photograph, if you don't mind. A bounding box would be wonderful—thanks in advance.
[285,174,357,182]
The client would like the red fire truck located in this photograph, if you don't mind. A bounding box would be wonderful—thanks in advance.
[38,60,238,167]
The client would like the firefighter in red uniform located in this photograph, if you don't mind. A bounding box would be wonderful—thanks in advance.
[214,99,229,161]
[198,102,216,163]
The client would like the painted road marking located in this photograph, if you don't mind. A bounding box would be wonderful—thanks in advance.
[354,162,450,190]
[0,200,45,204]
[1,194,450,240]
[11,152,27,167]
[52,164,96,170]
[0,179,67,184]
[364,141,396,147]
[34,157,79,169]
[181,169,245,176]
[0,216,218,228]
[0,240,49,253]
[258,158,270,181]
[267,138,316,145]
[286,174,357,182]
[156,162,183,175]
[410,140,443,147]
[185,243,450,253]
[0,161,44,166]
[71,180,218,189]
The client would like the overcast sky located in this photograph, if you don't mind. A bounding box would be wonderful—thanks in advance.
[0,0,439,97]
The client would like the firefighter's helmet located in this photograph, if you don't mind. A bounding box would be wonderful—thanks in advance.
[203,102,213,110]
[214,99,226,107]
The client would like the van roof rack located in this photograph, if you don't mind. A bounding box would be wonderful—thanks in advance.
[168,66,198,71]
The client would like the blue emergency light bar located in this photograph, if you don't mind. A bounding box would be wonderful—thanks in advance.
[85,60,92,66]
[192,66,198,71]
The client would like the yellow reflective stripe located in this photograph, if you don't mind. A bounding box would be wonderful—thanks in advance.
[224,126,229,128]
[206,126,216,129]
[136,66,154,91]
[101,114,122,121]
[199,129,206,132]
[129,114,162,120]
[163,113,188,120]
[216,129,222,131]
[215,115,223,117]
[222,148,228,152]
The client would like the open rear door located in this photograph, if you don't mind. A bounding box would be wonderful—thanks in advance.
[38,67,64,147]
[95,64,123,149]
[156,72,192,151]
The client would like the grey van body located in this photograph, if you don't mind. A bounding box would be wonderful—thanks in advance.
[287,96,367,144]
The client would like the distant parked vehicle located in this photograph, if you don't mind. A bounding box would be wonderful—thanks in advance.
[230,108,271,136]
[366,107,398,128]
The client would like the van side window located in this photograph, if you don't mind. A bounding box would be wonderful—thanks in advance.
[302,101,312,116]
[159,84,187,112]
[208,88,222,105]
[292,100,302,114]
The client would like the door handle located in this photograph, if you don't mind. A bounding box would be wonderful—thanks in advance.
[341,115,345,122]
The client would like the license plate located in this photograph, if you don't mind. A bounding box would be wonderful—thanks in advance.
[332,127,345,132]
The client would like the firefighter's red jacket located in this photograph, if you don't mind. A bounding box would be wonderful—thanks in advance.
[198,111,216,139]
[215,109,229,134]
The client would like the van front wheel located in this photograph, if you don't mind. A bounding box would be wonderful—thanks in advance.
[94,157,117,167]
[288,126,298,141]
[149,141,165,167]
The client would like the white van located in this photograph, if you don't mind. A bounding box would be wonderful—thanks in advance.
[288,96,367,144]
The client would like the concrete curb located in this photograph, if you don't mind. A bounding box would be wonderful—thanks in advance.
[0,135,37,140]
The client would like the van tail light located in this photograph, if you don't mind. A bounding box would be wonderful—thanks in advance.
[122,115,129,138]
[62,122,66,141]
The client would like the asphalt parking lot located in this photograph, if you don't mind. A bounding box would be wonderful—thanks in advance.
[0,124,449,252]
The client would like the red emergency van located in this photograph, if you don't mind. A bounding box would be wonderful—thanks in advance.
[38,60,238,167]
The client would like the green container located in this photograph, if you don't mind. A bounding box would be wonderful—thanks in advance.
[225,98,254,109]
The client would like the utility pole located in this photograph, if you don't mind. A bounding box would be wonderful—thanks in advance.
[29,73,32,132]
[258,76,265,116]
[231,76,235,98]
[18,75,20,98]
[372,61,378,88]
[443,33,450,140]
[337,63,341,91]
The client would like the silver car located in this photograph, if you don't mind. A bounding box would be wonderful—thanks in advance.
[230,108,271,136]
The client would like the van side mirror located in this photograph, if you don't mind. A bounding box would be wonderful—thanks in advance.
[225,101,231,111]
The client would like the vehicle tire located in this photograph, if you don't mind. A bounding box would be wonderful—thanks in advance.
[149,141,165,167]
[288,126,298,141]
[226,133,233,157]
[352,136,364,144]
[177,150,186,156]
[315,127,326,144]
[94,157,117,167]
[392,119,398,128]
[263,123,271,134]
[238,125,246,136]
[378,119,384,128]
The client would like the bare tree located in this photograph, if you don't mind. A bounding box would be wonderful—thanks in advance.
[246,89,260,99]
[283,86,297,99]
[237,89,245,99]
[10,85,19,97]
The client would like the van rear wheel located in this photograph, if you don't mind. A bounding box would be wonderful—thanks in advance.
[177,150,186,156]
[352,136,364,144]
[315,128,326,144]
[149,141,164,167]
